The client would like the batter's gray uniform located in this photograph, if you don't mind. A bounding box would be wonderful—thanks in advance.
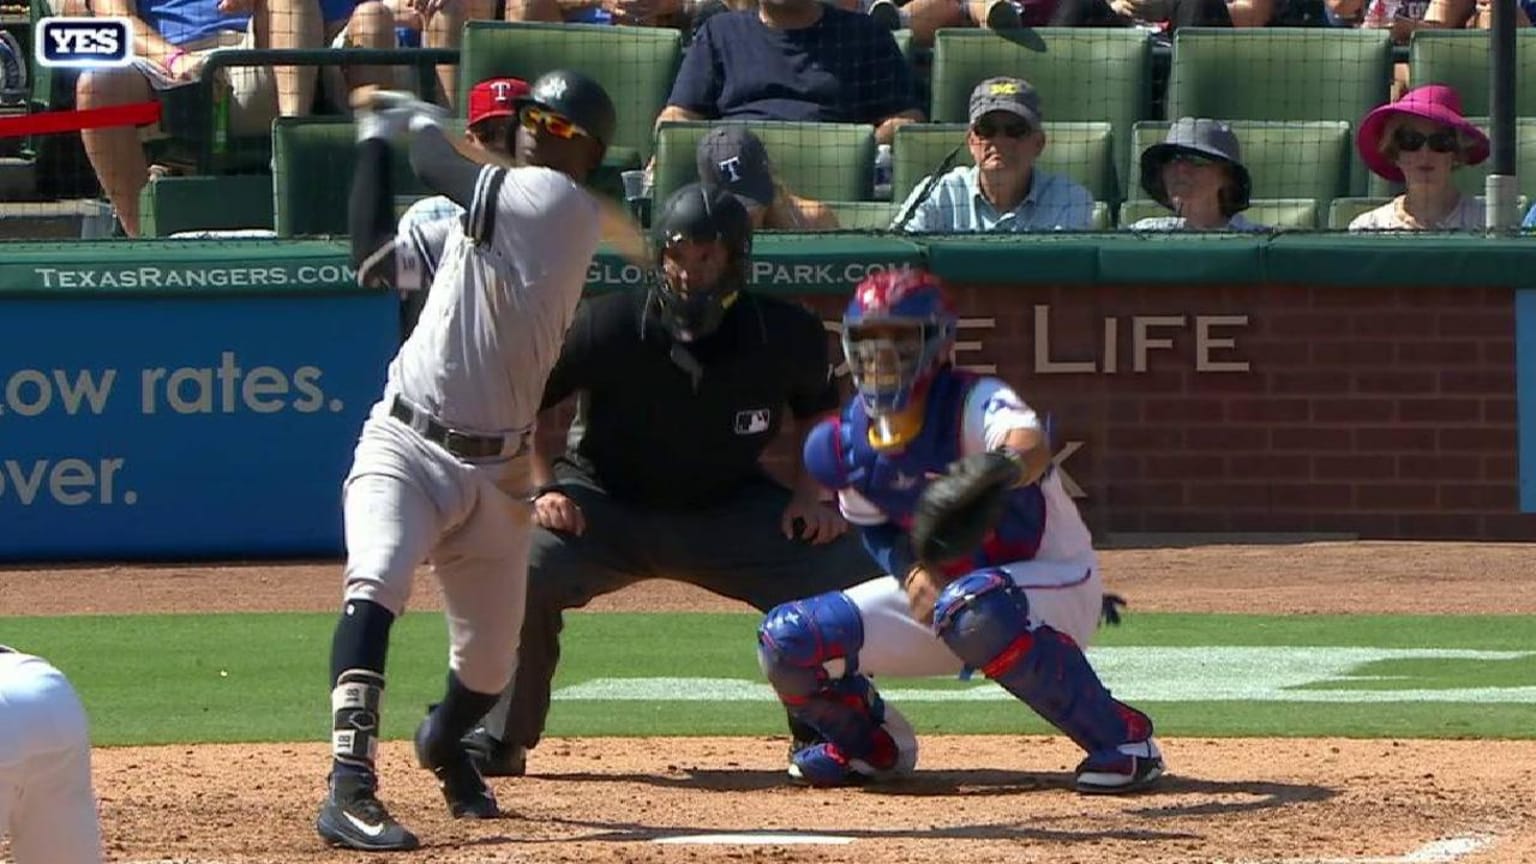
[341,163,600,695]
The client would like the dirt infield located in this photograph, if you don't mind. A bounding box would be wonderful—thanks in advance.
[4,540,1535,864]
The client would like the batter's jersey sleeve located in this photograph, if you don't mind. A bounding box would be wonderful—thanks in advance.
[468,164,601,268]
[394,195,461,293]
[960,377,1041,456]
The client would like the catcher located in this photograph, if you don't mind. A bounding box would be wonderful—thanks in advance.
[755,267,1164,793]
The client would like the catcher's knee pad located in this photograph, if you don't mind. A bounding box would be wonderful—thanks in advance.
[758,593,888,759]
[932,571,1149,755]
[756,591,865,700]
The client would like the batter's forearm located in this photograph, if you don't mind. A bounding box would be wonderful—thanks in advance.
[350,139,398,290]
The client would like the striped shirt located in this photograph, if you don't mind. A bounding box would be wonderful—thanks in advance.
[893,165,1096,233]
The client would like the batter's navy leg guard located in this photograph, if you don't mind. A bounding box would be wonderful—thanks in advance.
[757,593,907,785]
[931,571,1155,759]
[414,672,499,819]
[328,599,396,780]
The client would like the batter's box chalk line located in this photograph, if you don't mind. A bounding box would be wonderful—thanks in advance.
[652,832,856,845]
[1221,833,1499,864]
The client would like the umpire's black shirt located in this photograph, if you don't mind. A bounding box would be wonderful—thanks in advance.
[540,289,838,509]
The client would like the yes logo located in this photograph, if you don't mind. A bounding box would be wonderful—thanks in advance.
[36,17,133,68]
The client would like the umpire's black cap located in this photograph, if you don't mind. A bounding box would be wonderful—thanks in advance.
[652,181,753,260]
[515,69,618,150]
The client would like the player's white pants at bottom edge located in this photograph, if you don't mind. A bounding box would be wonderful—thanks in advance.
[338,402,534,695]
[0,653,103,864]
[844,554,1103,678]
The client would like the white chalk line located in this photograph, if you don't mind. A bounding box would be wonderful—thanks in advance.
[1221,834,1498,864]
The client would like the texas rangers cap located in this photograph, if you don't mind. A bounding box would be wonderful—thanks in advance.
[696,125,775,209]
[467,77,530,127]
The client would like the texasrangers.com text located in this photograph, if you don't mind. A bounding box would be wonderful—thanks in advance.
[32,265,359,289]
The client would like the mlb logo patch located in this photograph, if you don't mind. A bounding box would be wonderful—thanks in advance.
[734,408,770,435]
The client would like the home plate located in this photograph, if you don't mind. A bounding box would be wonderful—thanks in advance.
[654,833,855,845]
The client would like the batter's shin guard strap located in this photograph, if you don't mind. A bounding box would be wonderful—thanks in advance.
[332,669,385,771]
[933,572,1145,755]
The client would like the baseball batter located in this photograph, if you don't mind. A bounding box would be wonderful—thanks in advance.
[756,269,1165,793]
[315,70,618,853]
[0,646,104,864]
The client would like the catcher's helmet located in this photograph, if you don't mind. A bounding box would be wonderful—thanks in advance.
[649,182,753,342]
[843,267,957,418]
[515,69,617,149]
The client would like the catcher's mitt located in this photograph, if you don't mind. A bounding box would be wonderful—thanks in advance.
[911,451,1023,569]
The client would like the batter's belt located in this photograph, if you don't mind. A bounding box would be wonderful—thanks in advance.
[389,395,532,461]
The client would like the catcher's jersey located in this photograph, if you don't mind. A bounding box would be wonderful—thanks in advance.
[806,368,1092,573]
[385,164,600,435]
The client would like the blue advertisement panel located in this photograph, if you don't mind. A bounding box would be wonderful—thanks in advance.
[0,294,398,560]
[1521,291,1536,513]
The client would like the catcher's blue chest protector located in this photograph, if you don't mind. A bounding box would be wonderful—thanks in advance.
[827,368,1049,575]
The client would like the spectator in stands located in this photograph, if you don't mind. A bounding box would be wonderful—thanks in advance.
[76,0,332,237]
[1129,118,1266,232]
[696,126,839,230]
[655,0,923,147]
[1333,0,1477,40]
[893,77,1094,234]
[1050,0,1232,33]
[1350,84,1489,232]
[860,0,1030,48]
[380,0,494,108]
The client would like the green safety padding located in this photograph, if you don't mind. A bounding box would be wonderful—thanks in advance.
[929,28,1151,200]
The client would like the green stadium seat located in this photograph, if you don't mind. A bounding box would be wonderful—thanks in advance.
[456,21,681,163]
[1118,197,1318,229]
[138,175,275,237]
[1167,28,1392,194]
[929,29,1151,200]
[890,121,1116,207]
[825,200,901,231]
[1408,31,1536,119]
[653,121,877,208]
[1128,121,1350,214]
[272,118,437,237]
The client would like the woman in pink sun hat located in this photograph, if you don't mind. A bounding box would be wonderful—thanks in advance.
[1349,83,1491,232]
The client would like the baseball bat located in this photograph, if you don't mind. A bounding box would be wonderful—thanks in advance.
[350,86,653,270]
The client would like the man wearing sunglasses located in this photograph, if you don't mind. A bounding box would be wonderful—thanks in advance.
[893,77,1095,234]
[312,68,617,852]
[457,181,883,782]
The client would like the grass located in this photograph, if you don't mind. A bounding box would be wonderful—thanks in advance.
[1,611,1532,746]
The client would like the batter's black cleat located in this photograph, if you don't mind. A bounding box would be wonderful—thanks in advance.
[416,717,499,818]
[316,771,420,852]
[462,727,528,778]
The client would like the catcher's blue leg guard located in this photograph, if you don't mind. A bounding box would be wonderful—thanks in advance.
[757,593,900,784]
[932,570,1161,792]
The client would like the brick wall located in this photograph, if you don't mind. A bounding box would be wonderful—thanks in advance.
[538,282,1534,541]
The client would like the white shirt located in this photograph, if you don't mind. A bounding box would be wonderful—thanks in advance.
[837,377,1094,565]
[1349,195,1484,232]
[385,165,601,436]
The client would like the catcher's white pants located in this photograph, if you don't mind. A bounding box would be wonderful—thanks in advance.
[340,401,534,695]
[0,652,103,864]
[845,553,1103,678]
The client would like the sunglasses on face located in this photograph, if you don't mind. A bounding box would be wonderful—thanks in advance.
[1393,127,1458,154]
[1169,153,1218,168]
[972,118,1032,139]
[520,107,588,140]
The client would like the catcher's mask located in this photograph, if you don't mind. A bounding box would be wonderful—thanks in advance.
[843,268,957,447]
[650,181,753,342]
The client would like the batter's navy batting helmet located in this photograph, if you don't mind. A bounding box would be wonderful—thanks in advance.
[515,69,617,150]
[649,182,754,342]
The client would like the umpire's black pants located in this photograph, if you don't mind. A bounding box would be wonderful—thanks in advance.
[484,476,883,750]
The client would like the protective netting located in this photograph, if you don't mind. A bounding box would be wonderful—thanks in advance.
[0,3,1521,240]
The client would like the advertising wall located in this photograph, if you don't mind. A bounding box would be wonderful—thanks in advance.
[1520,289,1536,513]
[0,294,397,559]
